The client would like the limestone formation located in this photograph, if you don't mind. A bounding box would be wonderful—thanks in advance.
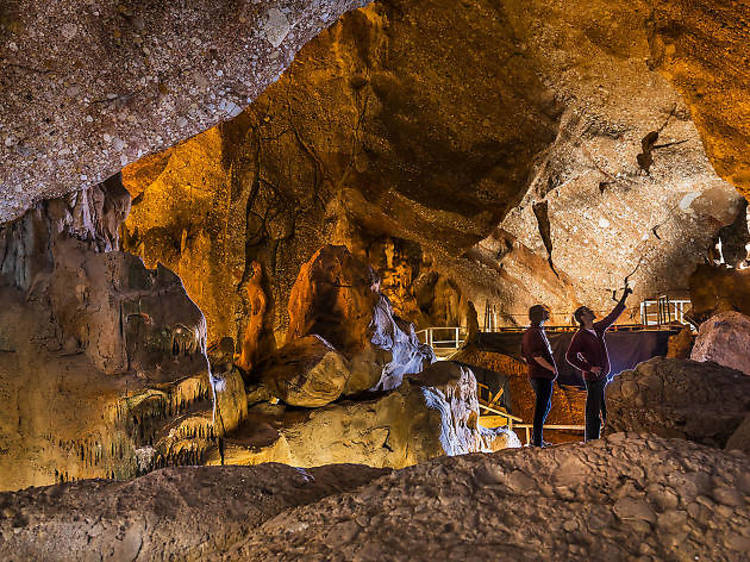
[0,0,369,222]
[5,435,734,560]
[232,435,750,561]
[689,264,750,321]
[285,245,434,393]
[607,357,750,448]
[0,184,245,490]
[260,335,351,407]
[211,361,519,469]
[690,311,750,376]
[116,0,747,343]
[0,463,388,561]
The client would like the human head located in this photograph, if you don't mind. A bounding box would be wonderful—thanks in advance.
[574,306,596,327]
[529,304,550,325]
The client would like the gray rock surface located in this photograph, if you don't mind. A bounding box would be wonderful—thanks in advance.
[607,357,750,448]
[0,0,367,222]
[691,311,750,376]
[0,463,387,561]
[227,434,750,560]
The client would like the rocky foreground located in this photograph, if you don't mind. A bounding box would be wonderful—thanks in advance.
[1,434,749,561]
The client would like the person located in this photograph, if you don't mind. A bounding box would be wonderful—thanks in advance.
[521,304,557,447]
[565,287,633,441]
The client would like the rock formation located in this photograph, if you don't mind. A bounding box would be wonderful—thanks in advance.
[607,357,750,448]
[117,0,747,344]
[0,463,388,561]
[213,361,519,469]
[689,264,750,321]
[690,311,750,376]
[5,435,747,560]
[0,0,369,222]
[0,183,247,490]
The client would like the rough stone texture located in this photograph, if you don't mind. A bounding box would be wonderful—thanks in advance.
[211,361,519,469]
[727,414,750,456]
[0,0,368,222]
[116,0,747,342]
[689,264,750,322]
[286,245,434,392]
[227,434,750,561]
[647,1,750,195]
[0,185,246,491]
[607,357,750,448]
[260,335,351,407]
[0,463,388,561]
[690,311,750,376]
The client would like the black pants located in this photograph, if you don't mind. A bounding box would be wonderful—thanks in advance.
[584,378,607,441]
[529,378,553,446]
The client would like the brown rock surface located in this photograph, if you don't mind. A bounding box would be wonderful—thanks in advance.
[689,264,750,321]
[690,311,750,376]
[213,361,519,469]
[0,185,246,490]
[607,357,750,448]
[0,0,368,222]
[0,463,387,561]
[228,434,750,560]
[260,335,351,407]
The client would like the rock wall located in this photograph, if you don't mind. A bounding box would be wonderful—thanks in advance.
[0,0,369,222]
[690,311,750,376]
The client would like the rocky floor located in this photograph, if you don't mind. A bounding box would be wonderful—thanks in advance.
[2,434,748,561]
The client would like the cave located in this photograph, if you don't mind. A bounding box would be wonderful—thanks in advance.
[1,0,749,559]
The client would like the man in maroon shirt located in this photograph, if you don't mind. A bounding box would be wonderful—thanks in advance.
[521,304,557,447]
[566,287,633,441]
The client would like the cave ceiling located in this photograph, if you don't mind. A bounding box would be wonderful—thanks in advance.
[115,0,748,343]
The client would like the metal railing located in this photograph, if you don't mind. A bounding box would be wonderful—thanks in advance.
[640,296,691,326]
[416,326,466,354]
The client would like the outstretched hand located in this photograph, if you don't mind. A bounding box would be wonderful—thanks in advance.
[623,286,633,298]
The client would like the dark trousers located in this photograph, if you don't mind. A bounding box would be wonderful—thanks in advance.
[529,377,553,446]
[584,378,607,441]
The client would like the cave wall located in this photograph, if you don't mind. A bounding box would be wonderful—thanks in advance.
[120,0,745,340]
[0,0,369,222]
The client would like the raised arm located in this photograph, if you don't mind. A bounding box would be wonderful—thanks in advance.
[595,287,632,331]
[566,333,591,372]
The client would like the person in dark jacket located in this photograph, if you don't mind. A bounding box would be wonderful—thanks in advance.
[566,287,633,441]
[521,304,557,447]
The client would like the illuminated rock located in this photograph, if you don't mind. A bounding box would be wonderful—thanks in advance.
[260,335,351,407]
[0,184,245,490]
[689,265,750,321]
[726,415,750,455]
[607,357,750,448]
[690,311,750,376]
[211,361,518,469]
[287,245,434,393]
[0,0,369,222]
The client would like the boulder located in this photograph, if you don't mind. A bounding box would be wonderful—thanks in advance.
[0,463,388,561]
[230,435,750,561]
[211,361,519,469]
[607,357,750,448]
[690,311,750,375]
[260,335,351,407]
[689,264,750,321]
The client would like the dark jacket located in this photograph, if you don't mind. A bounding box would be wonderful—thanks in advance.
[565,301,626,381]
[521,325,557,380]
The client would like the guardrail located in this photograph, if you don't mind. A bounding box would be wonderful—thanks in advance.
[416,326,466,355]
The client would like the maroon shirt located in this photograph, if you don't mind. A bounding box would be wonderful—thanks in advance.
[521,325,557,380]
[565,301,626,381]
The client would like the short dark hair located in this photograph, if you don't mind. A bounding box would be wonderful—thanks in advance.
[573,306,589,325]
[529,304,547,323]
